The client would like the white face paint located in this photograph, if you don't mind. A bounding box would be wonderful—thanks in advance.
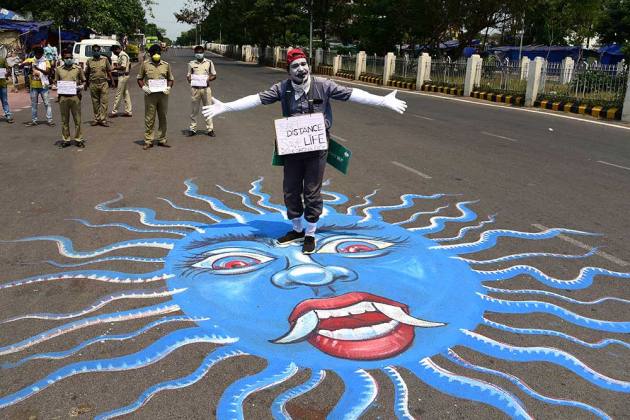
[289,57,310,84]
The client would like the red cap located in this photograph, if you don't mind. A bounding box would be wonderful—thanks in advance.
[287,48,307,65]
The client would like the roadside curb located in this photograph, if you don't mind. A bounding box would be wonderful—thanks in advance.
[471,91,524,106]
[533,100,621,120]
[387,79,416,90]
[335,71,355,80]
[359,74,383,85]
[422,84,463,96]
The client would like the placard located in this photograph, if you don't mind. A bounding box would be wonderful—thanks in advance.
[57,80,77,95]
[0,68,6,79]
[148,79,167,92]
[191,74,207,87]
[274,113,328,156]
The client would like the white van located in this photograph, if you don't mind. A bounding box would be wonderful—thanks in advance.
[72,38,120,68]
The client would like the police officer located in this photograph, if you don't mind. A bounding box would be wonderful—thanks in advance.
[186,45,216,137]
[84,44,113,126]
[55,48,86,148]
[110,44,132,118]
[137,44,174,150]
[203,48,406,253]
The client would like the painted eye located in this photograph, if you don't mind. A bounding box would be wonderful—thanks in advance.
[193,251,273,274]
[317,238,394,256]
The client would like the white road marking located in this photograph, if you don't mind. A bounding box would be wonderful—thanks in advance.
[532,223,629,267]
[597,160,630,172]
[391,161,432,179]
[481,131,518,142]
[412,114,435,121]
[332,135,349,143]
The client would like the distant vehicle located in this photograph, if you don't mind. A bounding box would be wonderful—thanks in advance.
[73,38,121,67]
[145,36,159,49]
[126,33,145,62]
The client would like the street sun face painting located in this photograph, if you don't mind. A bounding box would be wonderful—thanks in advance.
[0,179,628,419]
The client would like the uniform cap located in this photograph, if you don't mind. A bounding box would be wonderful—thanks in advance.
[287,48,307,65]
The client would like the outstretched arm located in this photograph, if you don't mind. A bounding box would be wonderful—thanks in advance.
[202,94,263,119]
[348,89,407,114]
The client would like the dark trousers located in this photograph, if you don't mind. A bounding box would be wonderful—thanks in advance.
[283,151,327,223]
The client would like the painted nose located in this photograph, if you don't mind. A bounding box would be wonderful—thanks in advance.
[272,264,357,289]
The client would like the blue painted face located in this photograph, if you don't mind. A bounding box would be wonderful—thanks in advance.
[166,211,484,370]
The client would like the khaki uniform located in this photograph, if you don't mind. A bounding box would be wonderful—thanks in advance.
[85,56,111,122]
[55,64,86,143]
[187,58,216,132]
[137,59,174,144]
[112,51,132,114]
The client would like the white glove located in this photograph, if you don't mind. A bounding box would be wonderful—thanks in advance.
[349,88,407,114]
[142,85,152,95]
[164,86,171,95]
[202,94,262,119]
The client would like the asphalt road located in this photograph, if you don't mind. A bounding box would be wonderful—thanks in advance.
[0,49,628,419]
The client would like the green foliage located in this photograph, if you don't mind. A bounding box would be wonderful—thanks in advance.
[596,0,630,58]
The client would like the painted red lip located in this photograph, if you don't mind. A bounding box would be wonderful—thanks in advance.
[286,292,414,361]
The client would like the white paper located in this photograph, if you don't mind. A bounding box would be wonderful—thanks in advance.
[37,61,47,71]
[191,74,207,87]
[57,80,77,95]
[275,113,328,156]
[148,79,168,92]
[0,68,6,79]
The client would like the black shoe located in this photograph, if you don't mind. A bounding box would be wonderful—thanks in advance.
[302,236,316,254]
[143,143,153,150]
[157,142,171,148]
[76,141,85,148]
[185,130,197,137]
[207,130,216,137]
[277,230,305,244]
[58,141,71,148]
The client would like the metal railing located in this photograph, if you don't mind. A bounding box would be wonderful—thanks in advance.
[340,54,356,73]
[540,62,628,108]
[392,57,417,82]
[428,59,467,89]
[476,59,528,95]
[364,54,384,76]
[322,51,335,67]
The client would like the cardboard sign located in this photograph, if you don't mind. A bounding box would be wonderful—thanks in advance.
[272,137,351,174]
[57,80,77,95]
[148,79,167,92]
[274,113,328,156]
[191,74,207,87]
[0,68,6,79]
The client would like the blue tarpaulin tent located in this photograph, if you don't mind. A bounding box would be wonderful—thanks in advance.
[0,19,53,48]
[489,45,598,62]
[598,44,625,65]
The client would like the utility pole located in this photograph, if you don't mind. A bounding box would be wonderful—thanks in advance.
[309,0,313,58]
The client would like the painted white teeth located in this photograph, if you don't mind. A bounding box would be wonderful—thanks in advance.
[271,310,318,344]
[373,302,445,328]
[319,320,398,341]
[315,301,376,319]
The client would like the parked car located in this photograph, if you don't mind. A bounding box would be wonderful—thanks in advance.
[72,38,121,68]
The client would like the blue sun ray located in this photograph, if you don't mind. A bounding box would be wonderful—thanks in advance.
[0,235,176,259]
[458,248,598,265]
[248,177,287,215]
[271,370,326,420]
[432,214,496,242]
[431,228,599,254]
[473,265,630,290]
[184,179,251,223]
[0,302,182,357]
[477,293,630,333]
[346,189,379,216]
[95,194,206,232]
[482,318,630,351]
[483,286,630,306]
[217,184,266,214]
[0,327,235,409]
[0,269,173,290]
[94,347,246,420]
[0,315,210,369]
[408,200,478,234]
[216,362,299,419]
[1,287,186,324]
[45,255,165,268]
[382,366,415,420]
[67,218,187,236]
[410,357,531,419]
[327,369,378,420]
[393,204,449,226]
[322,179,349,206]
[360,193,447,223]
[459,330,630,392]
[157,197,222,222]
[444,349,610,419]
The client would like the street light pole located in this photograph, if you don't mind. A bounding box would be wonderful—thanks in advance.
[309,0,313,58]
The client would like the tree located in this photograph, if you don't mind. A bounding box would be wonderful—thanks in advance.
[596,0,630,57]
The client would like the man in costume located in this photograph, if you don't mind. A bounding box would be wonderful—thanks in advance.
[202,48,406,253]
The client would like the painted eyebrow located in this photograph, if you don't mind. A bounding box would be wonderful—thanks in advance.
[184,234,275,251]
[318,224,385,233]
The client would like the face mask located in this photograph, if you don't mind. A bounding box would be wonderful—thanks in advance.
[289,58,310,84]
[93,52,101,59]
[195,53,204,60]
[64,58,74,66]
[152,54,161,62]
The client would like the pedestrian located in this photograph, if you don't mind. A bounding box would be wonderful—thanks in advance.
[55,48,86,148]
[186,45,216,137]
[0,54,14,123]
[20,46,54,127]
[137,44,174,150]
[202,48,406,253]
[110,44,132,118]
[84,45,113,126]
